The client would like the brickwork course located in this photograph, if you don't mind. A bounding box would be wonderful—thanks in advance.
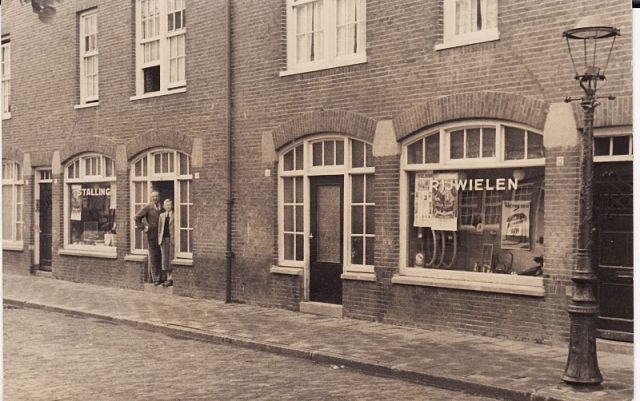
[1,0,633,348]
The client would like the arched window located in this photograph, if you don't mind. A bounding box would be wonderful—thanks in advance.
[130,149,192,259]
[64,154,116,254]
[2,159,23,248]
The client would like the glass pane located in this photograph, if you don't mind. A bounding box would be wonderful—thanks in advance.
[68,182,114,246]
[466,128,480,158]
[351,236,363,264]
[312,142,323,166]
[365,237,374,266]
[352,205,363,234]
[284,234,294,260]
[425,133,440,163]
[594,137,610,156]
[482,128,496,157]
[612,136,630,155]
[324,141,334,165]
[450,130,464,159]
[295,205,303,232]
[180,205,189,228]
[505,127,526,160]
[527,132,544,159]
[283,178,293,203]
[336,140,344,165]
[352,140,365,167]
[283,149,294,171]
[105,160,113,177]
[295,177,303,202]
[365,175,374,203]
[352,175,364,203]
[316,185,341,263]
[154,154,161,173]
[180,230,190,252]
[407,140,423,164]
[365,205,375,234]
[180,180,189,202]
[3,186,11,240]
[180,153,189,175]
[365,143,373,167]
[135,229,144,249]
[142,156,148,176]
[284,206,294,231]
[295,234,304,261]
[295,145,304,170]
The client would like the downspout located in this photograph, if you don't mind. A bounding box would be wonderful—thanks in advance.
[225,0,234,303]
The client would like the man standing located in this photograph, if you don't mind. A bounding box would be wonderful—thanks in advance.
[158,199,175,287]
[135,190,163,285]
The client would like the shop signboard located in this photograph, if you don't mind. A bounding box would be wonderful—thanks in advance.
[501,200,530,250]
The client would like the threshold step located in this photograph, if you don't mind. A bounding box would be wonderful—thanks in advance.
[299,301,343,318]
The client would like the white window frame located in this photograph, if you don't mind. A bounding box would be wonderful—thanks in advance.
[277,136,375,274]
[79,9,99,105]
[133,0,186,99]
[2,39,11,119]
[282,0,367,76]
[130,149,193,260]
[436,0,499,50]
[397,120,545,296]
[2,160,23,249]
[593,127,633,163]
[63,154,116,256]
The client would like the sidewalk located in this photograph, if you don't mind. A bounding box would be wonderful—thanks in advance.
[3,274,633,401]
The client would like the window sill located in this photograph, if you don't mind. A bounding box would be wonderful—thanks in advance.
[74,102,99,109]
[270,265,303,276]
[59,248,117,259]
[124,254,147,262]
[393,268,544,297]
[279,53,367,77]
[435,30,500,51]
[2,112,11,120]
[341,272,376,282]
[172,258,193,266]
[130,87,186,101]
[3,241,24,251]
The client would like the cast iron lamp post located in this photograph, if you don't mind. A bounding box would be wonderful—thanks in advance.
[561,16,619,385]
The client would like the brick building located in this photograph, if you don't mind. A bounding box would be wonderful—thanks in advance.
[2,0,633,345]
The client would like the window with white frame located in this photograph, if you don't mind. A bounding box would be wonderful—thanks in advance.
[438,0,499,50]
[284,0,366,75]
[401,121,545,275]
[594,133,633,162]
[64,154,116,253]
[135,0,186,96]
[278,137,375,270]
[2,160,23,247]
[79,9,99,104]
[2,39,11,117]
[130,149,192,258]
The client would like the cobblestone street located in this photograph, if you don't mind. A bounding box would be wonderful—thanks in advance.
[4,307,494,401]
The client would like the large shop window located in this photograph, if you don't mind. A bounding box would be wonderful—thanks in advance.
[130,149,192,259]
[2,160,24,249]
[437,0,499,50]
[283,0,367,75]
[397,121,545,296]
[64,154,116,255]
[278,137,375,272]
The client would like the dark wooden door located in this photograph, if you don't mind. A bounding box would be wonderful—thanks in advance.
[39,182,53,271]
[594,162,633,341]
[309,176,343,304]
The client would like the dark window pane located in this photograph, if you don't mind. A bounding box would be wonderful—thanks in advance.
[466,128,480,158]
[336,140,344,165]
[450,130,464,159]
[365,205,375,234]
[365,143,373,167]
[283,178,293,203]
[352,140,365,167]
[283,150,294,171]
[312,142,323,166]
[284,234,294,260]
[505,127,526,160]
[407,140,423,164]
[365,237,374,265]
[324,141,335,165]
[351,236,363,265]
[527,132,544,159]
[295,145,304,170]
[352,205,363,234]
[365,175,374,203]
[295,205,303,231]
[295,177,303,202]
[594,137,610,156]
[425,133,440,163]
[143,66,160,93]
[295,234,304,260]
[284,206,294,231]
[352,175,364,203]
[612,136,630,155]
[482,128,496,157]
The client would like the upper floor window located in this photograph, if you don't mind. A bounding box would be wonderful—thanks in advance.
[79,10,99,105]
[437,0,499,50]
[2,39,11,118]
[135,0,186,96]
[283,0,367,76]
[2,160,23,248]
[594,134,632,162]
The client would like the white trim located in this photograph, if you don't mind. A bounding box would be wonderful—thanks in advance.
[59,248,117,259]
[2,112,11,120]
[124,253,147,262]
[3,241,24,251]
[341,271,375,282]
[435,29,499,50]
[79,9,99,105]
[280,54,367,76]
[393,269,544,297]
[74,102,100,109]
[130,86,186,101]
[270,265,304,275]
[438,0,499,50]
[172,257,193,266]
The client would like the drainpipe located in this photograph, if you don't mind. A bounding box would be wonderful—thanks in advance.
[224,0,234,303]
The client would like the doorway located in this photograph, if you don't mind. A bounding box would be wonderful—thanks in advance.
[594,161,633,341]
[152,180,175,209]
[35,169,53,271]
[309,176,343,305]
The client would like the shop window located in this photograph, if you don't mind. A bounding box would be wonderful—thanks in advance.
[64,154,116,253]
[278,138,374,270]
[79,9,99,105]
[2,160,23,247]
[130,149,192,258]
[437,0,499,50]
[283,0,367,75]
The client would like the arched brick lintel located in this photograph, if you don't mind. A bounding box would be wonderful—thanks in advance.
[271,109,377,151]
[2,145,24,163]
[60,136,118,164]
[394,92,550,141]
[126,130,193,160]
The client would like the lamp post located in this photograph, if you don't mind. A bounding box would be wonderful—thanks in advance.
[561,17,619,385]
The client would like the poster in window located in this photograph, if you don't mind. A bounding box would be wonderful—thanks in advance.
[501,201,530,250]
[70,185,82,221]
[414,172,458,231]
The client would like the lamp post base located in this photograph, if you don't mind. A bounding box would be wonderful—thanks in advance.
[562,312,603,385]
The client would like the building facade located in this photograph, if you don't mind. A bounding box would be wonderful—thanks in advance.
[2,0,633,345]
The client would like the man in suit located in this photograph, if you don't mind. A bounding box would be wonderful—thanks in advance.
[135,190,163,285]
[158,198,175,287]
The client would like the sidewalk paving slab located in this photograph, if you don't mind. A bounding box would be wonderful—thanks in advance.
[3,274,633,401]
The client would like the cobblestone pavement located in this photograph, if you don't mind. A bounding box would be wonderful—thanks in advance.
[4,307,496,401]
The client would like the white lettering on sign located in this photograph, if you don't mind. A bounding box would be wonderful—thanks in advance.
[73,187,111,197]
[430,178,518,192]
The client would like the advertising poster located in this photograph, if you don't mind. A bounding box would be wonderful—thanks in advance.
[414,172,458,231]
[70,185,82,221]
[501,201,530,250]
[413,172,433,227]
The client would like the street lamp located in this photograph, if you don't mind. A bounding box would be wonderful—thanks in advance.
[561,17,619,385]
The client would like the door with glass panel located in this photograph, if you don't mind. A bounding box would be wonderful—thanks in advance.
[309,176,344,305]
[36,170,53,271]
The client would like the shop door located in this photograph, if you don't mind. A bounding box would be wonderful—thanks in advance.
[309,176,343,304]
[594,162,633,341]
[39,182,53,271]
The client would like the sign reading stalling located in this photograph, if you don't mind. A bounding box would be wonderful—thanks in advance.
[501,201,531,250]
